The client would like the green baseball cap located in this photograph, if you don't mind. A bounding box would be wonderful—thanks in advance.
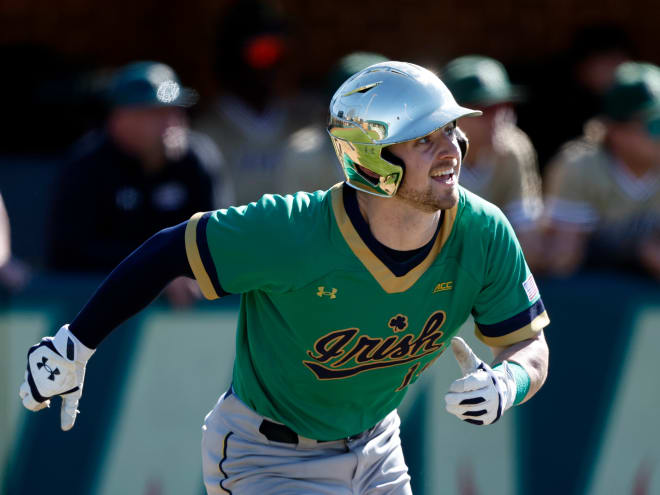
[602,61,660,136]
[107,61,198,108]
[441,55,524,106]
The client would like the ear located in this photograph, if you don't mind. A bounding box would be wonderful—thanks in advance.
[455,126,469,161]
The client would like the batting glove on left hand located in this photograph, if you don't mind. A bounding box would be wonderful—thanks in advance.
[19,324,95,431]
[444,337,517,426]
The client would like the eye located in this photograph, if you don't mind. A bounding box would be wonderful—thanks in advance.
[443,121,457,137]
[416,136,431,145]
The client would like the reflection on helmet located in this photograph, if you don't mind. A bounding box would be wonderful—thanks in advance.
[327,61,481,197]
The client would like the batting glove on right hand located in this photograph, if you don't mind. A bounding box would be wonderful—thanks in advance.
[444,337,517,426]
[19,324,95,431]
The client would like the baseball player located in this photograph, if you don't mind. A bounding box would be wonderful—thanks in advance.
[20,62,550,494]
[542,61,660,278]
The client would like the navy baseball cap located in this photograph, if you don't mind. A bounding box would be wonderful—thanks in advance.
[601,61,660,136]
[107,61,198,108]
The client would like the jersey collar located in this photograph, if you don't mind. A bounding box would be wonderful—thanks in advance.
[330,183,458,293]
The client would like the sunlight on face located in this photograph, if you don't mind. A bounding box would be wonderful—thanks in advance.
[388,122,462,212]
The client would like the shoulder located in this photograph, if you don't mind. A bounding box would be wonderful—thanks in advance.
[458,186,508,225]
[546,139,611,193]
[214,188,333,233]
[187,130,224,170]
[494,125,535,153]
[200,189,334,279]
[456,187,517,247]
[284,125,328,157]
[552,136,608,170]
[252,188,331,219]
[68,129,109,163]
[60,130,114,183]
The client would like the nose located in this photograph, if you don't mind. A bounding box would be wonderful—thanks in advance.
[429,128,459,158]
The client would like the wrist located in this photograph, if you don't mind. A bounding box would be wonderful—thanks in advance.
[52,324,95,364]
[494,361,530,407]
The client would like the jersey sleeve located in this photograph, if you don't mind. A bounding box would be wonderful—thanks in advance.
[472,210,550,346]
[184,191,324,299]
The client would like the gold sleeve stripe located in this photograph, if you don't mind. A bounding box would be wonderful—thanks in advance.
[185,212,219,300]
[474,311,550,346]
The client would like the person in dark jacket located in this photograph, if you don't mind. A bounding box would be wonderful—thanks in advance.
[48,61,233,306]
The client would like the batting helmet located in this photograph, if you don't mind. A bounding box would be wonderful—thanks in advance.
[327,61,481,197]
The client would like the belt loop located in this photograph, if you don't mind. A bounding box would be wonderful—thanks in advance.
[296,436,318,449]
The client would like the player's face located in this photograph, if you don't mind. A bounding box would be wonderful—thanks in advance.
[387,122,462,212]
[116,106,188,151]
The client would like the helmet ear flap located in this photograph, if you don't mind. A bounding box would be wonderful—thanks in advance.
[381,146,405,168]
[456,126,469,161]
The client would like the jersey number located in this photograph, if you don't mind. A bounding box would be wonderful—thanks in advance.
[395,363,420,392]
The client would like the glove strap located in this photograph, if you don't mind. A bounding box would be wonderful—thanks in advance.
[52,325,95,363]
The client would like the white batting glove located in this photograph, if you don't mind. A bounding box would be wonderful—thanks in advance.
[19,324,95,431]
[444,337,517,426]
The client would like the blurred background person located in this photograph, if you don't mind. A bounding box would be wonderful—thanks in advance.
[541,61,660,279]
[47,61,229,307]
[517,23,633,171]
[0,192,30,291]
[441,55,544,267]
[194,0,339,205]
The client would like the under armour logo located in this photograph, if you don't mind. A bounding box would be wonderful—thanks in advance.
[388,314,408,332]
[317,287,337,299]
[36,356,60,381]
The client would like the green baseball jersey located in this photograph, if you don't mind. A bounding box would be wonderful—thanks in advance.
[185,183,549,440]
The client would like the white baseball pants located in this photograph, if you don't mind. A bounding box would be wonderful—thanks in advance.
[201,389,412,494]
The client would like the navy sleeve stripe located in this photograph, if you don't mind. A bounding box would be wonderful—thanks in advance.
[196,212,229,297]
[477,299,546,337]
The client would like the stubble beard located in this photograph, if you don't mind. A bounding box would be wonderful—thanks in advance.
[395,178,459,213]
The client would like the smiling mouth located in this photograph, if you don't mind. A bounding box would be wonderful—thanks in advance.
[430,162,457,185]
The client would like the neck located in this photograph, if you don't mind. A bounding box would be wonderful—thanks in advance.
[113,136,165,174]
[614,149,655,178]
[356,190,442,251]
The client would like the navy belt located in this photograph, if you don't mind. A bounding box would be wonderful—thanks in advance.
[259,419,301,444]
[230,385,363,445]
[259,419,359,445]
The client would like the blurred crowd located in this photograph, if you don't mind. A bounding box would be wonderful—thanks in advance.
[0,2,658,304]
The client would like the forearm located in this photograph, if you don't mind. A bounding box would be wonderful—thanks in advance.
[69,221,194,349]
[490,331,549,403]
